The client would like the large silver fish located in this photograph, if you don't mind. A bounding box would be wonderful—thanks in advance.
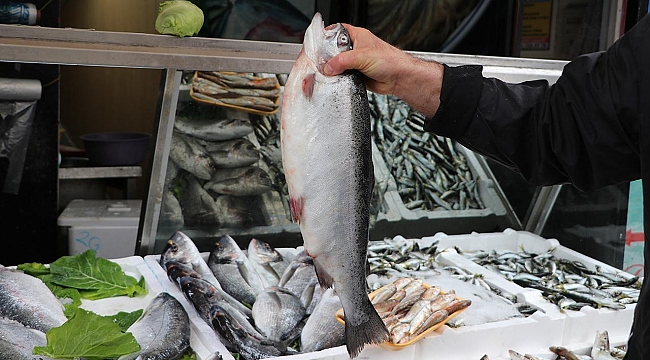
[0,266,67,333]
[251,286,306,343]
[159,231,252,317]
[169,131,218,180]
[174,116,254,141]
[180,174,220,227]
[300,288,345,353]
[247,239,289,287]
[203,166,273,196]
[280,12,389,357]
[207,235,266,305]
[200,138,261,169]
[0,317,54,360]
[119,292,190,360]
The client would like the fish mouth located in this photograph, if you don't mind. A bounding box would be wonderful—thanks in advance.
[304,12,345,73]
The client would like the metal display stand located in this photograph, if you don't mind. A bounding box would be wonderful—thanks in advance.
[0,24,567,255]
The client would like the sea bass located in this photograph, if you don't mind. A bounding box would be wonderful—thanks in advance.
[280,12,389,357]
[169,131,217,180]
[0,266,67,333]
[0,317,54,360]
[119,292,190,360]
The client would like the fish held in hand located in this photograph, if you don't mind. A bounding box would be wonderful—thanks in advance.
[280,12,389,357]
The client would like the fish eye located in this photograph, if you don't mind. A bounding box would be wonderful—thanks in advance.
[338,33,349,46]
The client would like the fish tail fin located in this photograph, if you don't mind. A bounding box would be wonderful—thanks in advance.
[344,300,389,358]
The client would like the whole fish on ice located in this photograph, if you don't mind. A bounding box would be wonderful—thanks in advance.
[280,12,389,357]
[0,317,55,360]
[0,266,67,333]
[119,292,190,360]
[174,116,254,141]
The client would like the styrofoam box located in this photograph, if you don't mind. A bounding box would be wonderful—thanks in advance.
[58,199,141,259]
[82,255,224,360]
[371,144,512,239]
[144,250,421,360]
[424,228,636,347]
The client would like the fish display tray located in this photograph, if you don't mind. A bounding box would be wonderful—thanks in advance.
[94,256,226,360]
[334,283,469,350]
[370,144,514,240]
[428,229,636,347]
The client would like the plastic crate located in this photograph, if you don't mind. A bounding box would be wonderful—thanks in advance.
[79,255,223,360]
[370,145,512,240]
[425,229,636,347]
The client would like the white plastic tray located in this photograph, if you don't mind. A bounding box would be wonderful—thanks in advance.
[81,255,223,360]
[424,229,636,347]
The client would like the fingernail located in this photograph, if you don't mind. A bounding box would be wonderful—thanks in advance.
[323,63,333,75]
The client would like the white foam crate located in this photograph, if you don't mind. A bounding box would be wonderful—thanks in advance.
[417,311,563,360]
[371,144,512,239]
[424,229,636,347]
[145,250,422,360]
[77,255,222,360]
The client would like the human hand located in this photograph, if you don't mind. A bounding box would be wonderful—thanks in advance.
[323,24,444,118]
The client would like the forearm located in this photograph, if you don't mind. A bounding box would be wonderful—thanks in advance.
[392,57,444,118]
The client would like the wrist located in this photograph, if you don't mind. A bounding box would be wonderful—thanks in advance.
[393,57,444,118]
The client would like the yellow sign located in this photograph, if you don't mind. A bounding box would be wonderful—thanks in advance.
[521,0,552,50]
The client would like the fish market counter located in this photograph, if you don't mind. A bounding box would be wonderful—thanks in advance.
[140,229,635,360]
[0,229,633,360]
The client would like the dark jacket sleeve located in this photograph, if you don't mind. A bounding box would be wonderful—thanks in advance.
[425,15,650,192]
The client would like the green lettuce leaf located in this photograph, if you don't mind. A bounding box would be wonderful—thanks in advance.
[17,262,50,276]
[33,308,140,360]
[108,309,144,332]
[49,250,147,300]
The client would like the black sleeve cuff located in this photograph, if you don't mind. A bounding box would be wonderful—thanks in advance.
[424,64,484,138]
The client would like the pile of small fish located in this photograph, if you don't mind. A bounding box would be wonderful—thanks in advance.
[366,237,538,318]
[479,330,626,359]
[370,277,471,344]
[456,247,640,311]
[162,107,273,229]
[192,71,280,113]
[159,231,347,360]
[367,237,439,277]
[368,92,484,212]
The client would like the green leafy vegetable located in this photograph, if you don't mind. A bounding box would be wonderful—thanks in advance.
[180,351,198,360]
[33,308,140,360]
[155,0,204,37]
[108,309,144,332]
[17,262,50,276]
[49,250,147,300]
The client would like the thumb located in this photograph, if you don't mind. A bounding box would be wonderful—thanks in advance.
[323,52,351,76]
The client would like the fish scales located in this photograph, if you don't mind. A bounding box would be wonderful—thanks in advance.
[281,13,389,357]
[0,317,54,360]
[0,266,67,333]
[120,292,190,360]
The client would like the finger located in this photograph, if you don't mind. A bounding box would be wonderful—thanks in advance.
[323,52,352,76]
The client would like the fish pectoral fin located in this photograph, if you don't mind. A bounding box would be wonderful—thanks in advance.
[302,73,315,99]
[313,262,334,289]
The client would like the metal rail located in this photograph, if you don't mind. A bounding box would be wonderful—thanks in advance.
[0,24,567,81]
